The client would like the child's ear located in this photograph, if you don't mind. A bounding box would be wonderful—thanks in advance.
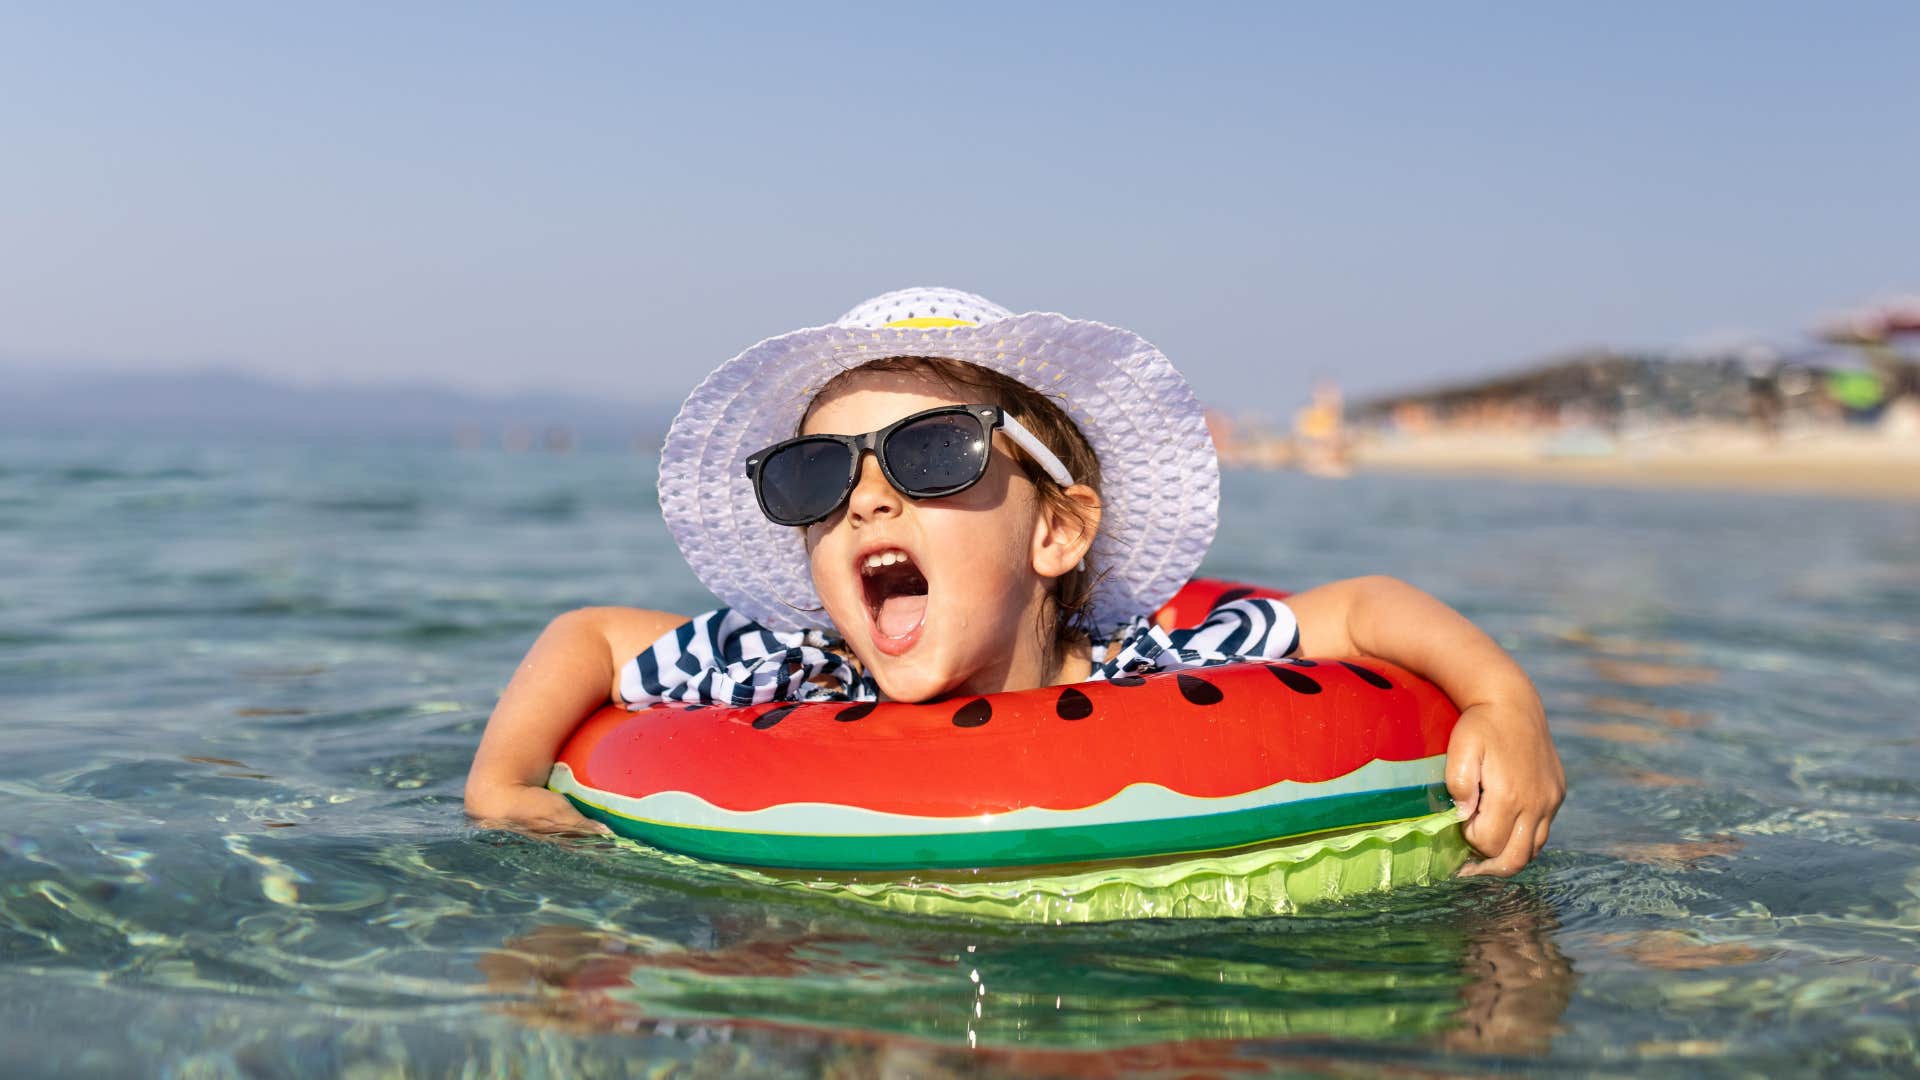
[1031,484,1101,579]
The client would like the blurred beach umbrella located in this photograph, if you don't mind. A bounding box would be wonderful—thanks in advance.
[1885,297,1920,336]
[1817,295,1920,344]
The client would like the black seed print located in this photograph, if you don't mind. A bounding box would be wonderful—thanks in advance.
[1056,687,1094,720]
[1109,675,1147,688]
[682,704,707,711]
[1266,664,1322,694]
[752,704,801,730]
[1289,659,1319,667]
[1176,674,1224,706]
[952,698,992,727]
[1215,587,1254,605]
[1340,661,1394,689]
[835,702,876,722]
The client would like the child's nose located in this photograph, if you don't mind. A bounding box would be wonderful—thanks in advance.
[845,452,900,523]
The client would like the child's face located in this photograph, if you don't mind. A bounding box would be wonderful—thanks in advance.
[799,369,1076,702]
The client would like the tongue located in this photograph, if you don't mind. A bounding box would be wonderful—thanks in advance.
[876,593,928,638]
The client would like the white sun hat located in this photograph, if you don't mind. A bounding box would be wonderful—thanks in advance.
[657,287,1219,635]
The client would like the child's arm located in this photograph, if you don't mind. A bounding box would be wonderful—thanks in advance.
[1283,576,1565,877]
[464,606,687,834]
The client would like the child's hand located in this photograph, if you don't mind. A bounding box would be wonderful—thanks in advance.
[466,781,613,837]
[1287,577,1564,876]
[465,606,686,840]
[1446,701,1565,877]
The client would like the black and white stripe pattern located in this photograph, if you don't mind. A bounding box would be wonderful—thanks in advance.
[1088,597,1301,680]
[617,598,1300,708]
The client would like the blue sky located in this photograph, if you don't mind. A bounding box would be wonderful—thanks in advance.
[2,3,1914,414]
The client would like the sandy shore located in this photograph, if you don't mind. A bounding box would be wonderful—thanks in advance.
[1347,428,1920,501]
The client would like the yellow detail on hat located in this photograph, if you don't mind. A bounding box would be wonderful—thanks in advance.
[884,317,976,328]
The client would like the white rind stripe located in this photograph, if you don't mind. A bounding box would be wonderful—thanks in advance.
[549,755,1445,838]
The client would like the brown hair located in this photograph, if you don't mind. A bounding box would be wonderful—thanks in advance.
[802,356,1104,658]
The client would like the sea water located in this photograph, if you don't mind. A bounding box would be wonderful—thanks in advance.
[2,432,1916,1076]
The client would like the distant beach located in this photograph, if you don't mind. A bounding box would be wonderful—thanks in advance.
[1209,316,1920,502]
[1349,427,1920,501]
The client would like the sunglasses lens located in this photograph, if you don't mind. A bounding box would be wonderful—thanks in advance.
[759,439,853,524]
[885,413,988,494]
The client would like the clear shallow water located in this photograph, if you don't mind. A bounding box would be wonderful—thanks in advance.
[2,432,1916,1076]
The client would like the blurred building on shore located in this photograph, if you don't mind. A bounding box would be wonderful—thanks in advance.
[1347,297,1920,443]
[1208,295,1920,471]
[1351,349,1829,434]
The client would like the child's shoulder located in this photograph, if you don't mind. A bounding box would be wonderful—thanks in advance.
[556,605,690,655]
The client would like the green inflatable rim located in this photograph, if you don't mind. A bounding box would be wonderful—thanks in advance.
[558,781,1451,870]
[622,809,1470,923]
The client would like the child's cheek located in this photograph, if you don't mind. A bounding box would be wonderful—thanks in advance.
[803,540,858,635]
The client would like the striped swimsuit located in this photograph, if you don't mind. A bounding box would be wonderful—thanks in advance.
[618,596,1299,708]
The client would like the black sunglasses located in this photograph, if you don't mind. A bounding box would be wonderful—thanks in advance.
[744,403,1074,527]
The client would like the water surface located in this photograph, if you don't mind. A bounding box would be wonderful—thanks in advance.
[2,433,1916,1075]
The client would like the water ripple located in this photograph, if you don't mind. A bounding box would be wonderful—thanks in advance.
[1,438,1915,1072]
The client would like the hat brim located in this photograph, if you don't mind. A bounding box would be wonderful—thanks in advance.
[658,314,1219,634]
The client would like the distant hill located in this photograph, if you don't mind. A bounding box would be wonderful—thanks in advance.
[0,366,675,448]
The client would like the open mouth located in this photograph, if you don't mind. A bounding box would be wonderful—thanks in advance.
[860,548,929,648]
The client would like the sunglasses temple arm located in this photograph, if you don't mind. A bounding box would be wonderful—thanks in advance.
[1000,413,1075,487]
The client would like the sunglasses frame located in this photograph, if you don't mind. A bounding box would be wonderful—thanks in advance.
[744,403,1074,527]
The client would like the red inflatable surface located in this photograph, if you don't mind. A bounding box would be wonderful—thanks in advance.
[555,580,1456,819]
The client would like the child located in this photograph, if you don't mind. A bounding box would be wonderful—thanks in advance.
[466,288,1564,877]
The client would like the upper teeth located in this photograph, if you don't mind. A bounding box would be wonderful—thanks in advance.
[862,549,910,573]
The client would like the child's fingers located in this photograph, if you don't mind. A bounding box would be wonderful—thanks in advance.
[1531,816,1553,859]
[1461,787,1522,860]
[549,820,614,838]
[471,786,613,837]
[1444,745,1483,821]
[524,810,605,835]
[529,806,612,837]
[1459,815,1534,877]
[497,815,612,838]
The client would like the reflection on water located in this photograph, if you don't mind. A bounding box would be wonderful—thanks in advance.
[1,435,1917,1074]
[478,884,1575,1069]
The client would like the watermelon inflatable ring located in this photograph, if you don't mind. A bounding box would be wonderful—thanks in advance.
[549,580,1469,921]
